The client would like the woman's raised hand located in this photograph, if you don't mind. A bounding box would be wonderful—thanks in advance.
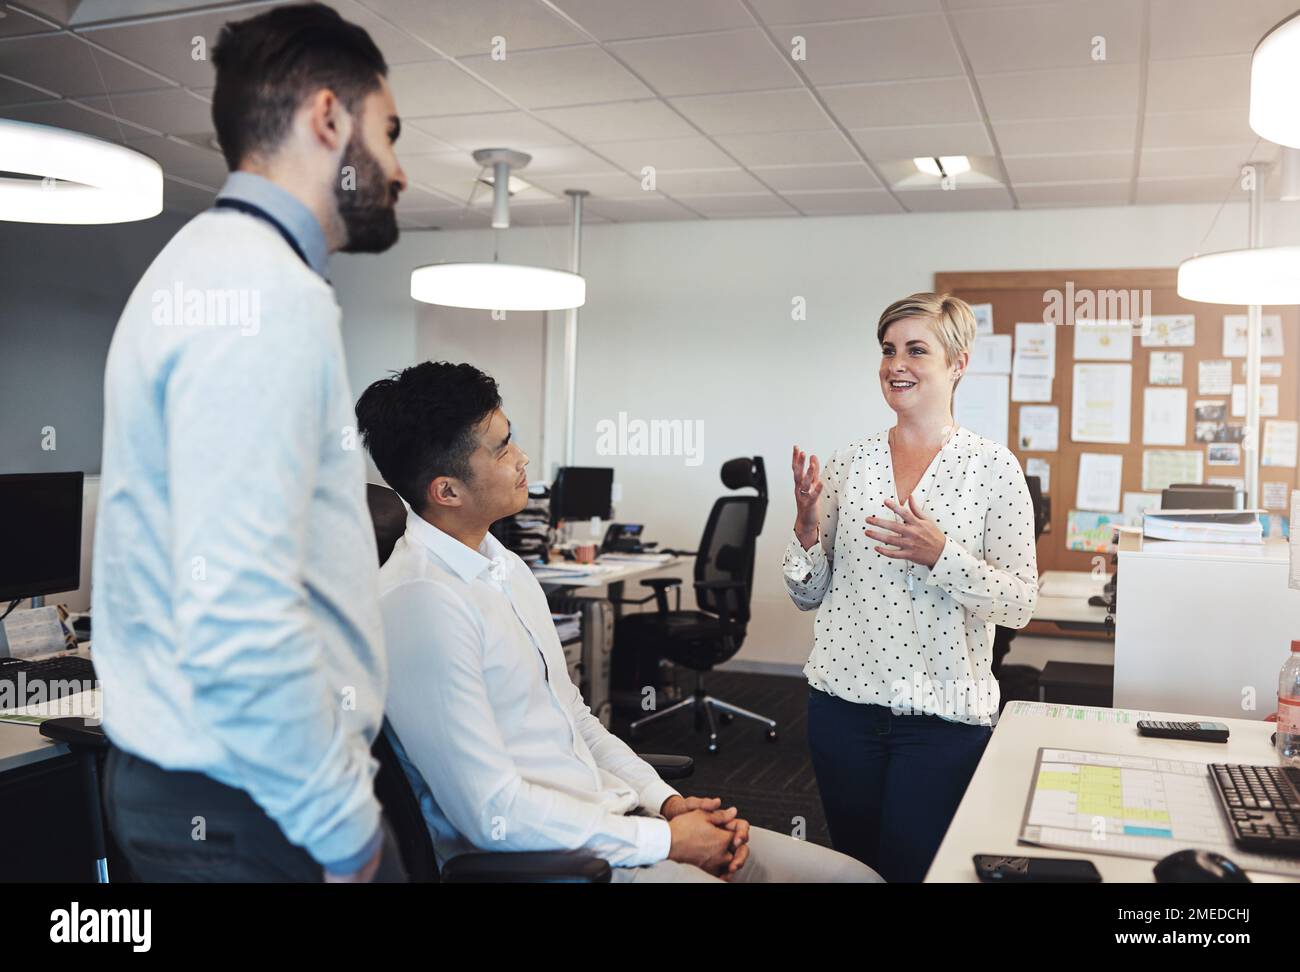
[791,446,823,549]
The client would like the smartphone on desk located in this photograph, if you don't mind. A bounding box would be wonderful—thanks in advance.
[974,854,1102,883]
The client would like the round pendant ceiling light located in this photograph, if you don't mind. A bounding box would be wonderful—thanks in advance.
[0,118,164,224]
[1177,246,1300,305]
[409,147,587,311]
[1250,11,1300,148]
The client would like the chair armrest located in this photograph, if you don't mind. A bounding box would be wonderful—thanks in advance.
[640,577,682,589]
[639,753,694,780]
[640,576,682,613]
[440,850,612,884]
[39,717,108,752]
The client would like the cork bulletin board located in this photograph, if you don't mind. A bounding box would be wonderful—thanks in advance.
[933,269,1299,574]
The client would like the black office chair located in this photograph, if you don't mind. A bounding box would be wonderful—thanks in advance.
[992,474,1048,707]
[612,457,772,755]
[364,483,694,882]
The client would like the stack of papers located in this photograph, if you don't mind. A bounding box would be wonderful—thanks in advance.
[598,552,675,564]
[1142,509,1263,544]
[552,612,581,643]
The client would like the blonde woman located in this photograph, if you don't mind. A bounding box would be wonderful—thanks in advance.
[784,293,1039,883]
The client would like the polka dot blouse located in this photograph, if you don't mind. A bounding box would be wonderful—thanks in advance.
[782,426,1039,727]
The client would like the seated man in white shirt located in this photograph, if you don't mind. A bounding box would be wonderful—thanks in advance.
[354,361,882,883]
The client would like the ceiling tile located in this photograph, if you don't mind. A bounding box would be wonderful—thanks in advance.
[668,88,830,135]
[1016,181,1131,207]
[162,177,217,214]
[81,87,212,138]
[79,6,254,89]
[527,170,645,197]
[0,33,169,97]
[992,115,1136,155]
[781,188,903,215]
[388,61,513,116]
[655,168,767,194]
[459,45,652,107]
[1003,150,1133,184]
[0,74,56,106]
[789,15,962,84]
[1135,175,1248,204]
[400,150,485,195]
[1142,109,1256,148]
[1139,143,1260,180]
[126,134,228,187]
[749,0,941,23]
[363,0,585,57]
[536,99,697,142]
[396,184,464,214]
[410,110,570,151]
[550,0,753,40]
[978,63,1139,121]
[583,195,697,221]
[851,122,993,160]
[951,0,1141,73]
[897,185,1014,211]
[0,99,153,140]
[0,5,60,37]
[715,129,859,166]
[1145,54,1250,113]
[752,162,880,191]
[591,135,734,171]
[675,191,797,217]
[820,77,978,128]
[1148,0,1299,59]
[520,142,620,174]
[608,29,798,96]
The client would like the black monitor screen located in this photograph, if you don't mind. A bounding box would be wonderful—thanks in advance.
[0,472,84,602]
[551,467,613,523]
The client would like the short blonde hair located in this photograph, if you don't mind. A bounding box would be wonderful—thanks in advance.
[876,292,978,368]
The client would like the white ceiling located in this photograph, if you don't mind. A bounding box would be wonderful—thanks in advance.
[0,0,1294,227]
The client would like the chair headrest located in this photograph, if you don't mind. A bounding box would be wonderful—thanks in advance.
[721,456,766,495]
[367,483,407,566]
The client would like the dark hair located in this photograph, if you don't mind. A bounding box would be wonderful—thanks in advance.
[355,362,503,513]
[211,2,387,170]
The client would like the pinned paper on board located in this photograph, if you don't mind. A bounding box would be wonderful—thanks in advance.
[1263,420,1298,468]
[1142,386,1187,446]
[1207,443,1241,466]
[1263,481,1290,510]
[969,333,1012,374]
[1149,351,1183,386]
[1071,363,1131,444]
[1198,359,1232,395]
[1073,319,1134,361]
[1140,314,1195,347]
[1076,453,1123,513]
[971,302,994,336]
[1066,511,1121,552]
[1018,405,1059,452]
[1223,314,1285,357]
[954,374,1009,448]
[1027,458,1051,494]
[1142,450,1203,491]
[1231,383,1279,418]
[1122,492,1161,526]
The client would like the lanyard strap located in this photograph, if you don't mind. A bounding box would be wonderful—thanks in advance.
[212,197,312,271]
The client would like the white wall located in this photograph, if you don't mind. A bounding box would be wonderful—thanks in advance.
[328,200,1300,668]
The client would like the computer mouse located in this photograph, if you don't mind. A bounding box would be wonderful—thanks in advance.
[1153,849,1250,883]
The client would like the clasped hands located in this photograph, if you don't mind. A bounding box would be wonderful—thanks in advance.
[661,794,750,880]
[864,496,947,569]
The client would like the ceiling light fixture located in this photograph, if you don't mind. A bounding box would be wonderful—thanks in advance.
[410,148,585,311]
[1249,10,1300,148]
[0,118,163,224]
[913,155,971,178]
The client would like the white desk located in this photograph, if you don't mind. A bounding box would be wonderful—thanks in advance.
[1031,570,1111,631]
[0,719,65,773]
[927,700,1297,883]
[532,555,690,615]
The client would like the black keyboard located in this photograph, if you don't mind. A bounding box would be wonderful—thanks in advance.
[1209,763,1300,856]
[0,655,97,700]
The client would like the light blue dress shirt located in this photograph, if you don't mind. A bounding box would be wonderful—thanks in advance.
[92,172,386,874]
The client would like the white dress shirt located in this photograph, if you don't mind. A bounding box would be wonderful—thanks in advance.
[783,426,1038,726]
[379,512,679,868]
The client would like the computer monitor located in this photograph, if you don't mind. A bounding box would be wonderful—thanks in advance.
[0,472,84,602]
[550,467,613,524]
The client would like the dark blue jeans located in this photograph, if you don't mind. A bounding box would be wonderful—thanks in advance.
[807,687,992,883]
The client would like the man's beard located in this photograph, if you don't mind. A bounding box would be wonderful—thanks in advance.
[335,132,400,254]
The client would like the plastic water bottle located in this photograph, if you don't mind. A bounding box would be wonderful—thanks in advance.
[1278,640,1300,766]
